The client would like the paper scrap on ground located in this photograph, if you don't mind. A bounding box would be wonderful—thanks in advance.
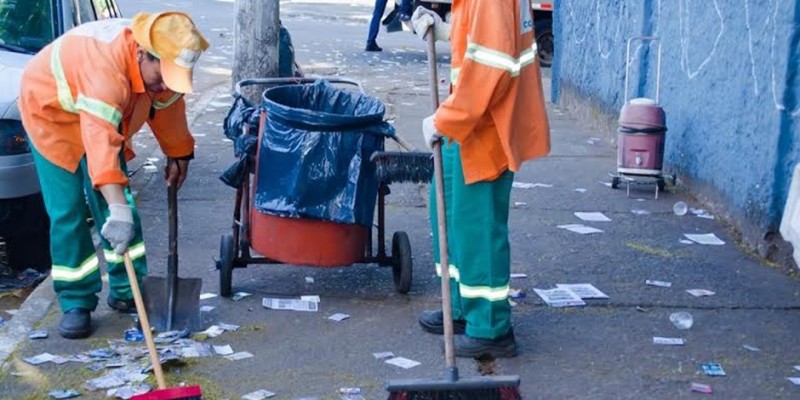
[742,344,760,352]
[653,337,685,345]
[533,288,586,307]
[28,330,48,339]
[646,280,672,288]
[241,389,276,399]
[598,181,612,187]
[574,212,612,222]
[232,292,252,301]
[300,295,321,303]
[200,305,215,312]
[574,188,587,193]
[795,365,800,371]
[328,313,350,322]
[262,298,319,312]
[340,387,361,395]
[213,345,234,356]
[225,351,254,361]
[508,289,525,299]
[788,377,800,385]
[513,182,552,189]
[199,293,218,300]
[513,202,527,207]
[701,362,726,376]
[305,276,315,284]
[47,389,81,399]
[201,325,225,338]
[686,289,716,297]
[557,224,604,235]
[556,284,609,299]
[25,353,56,365]
[218,323,240,332]
[510,273,528,279]
[631,209,651,215]
[86,374,126,390]
[684,233,725,245]
[385,357,421,369]
[690,383,713,394]
[679,239,694,245]
[373,351,394,360]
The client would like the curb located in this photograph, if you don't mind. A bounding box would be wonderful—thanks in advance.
[0,81,230,370]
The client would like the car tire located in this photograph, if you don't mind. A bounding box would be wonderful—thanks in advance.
[535,18,554,68]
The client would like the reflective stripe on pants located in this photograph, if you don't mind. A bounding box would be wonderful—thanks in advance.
[430,140,514,339]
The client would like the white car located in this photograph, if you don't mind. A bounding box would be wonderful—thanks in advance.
[0,0,121,271]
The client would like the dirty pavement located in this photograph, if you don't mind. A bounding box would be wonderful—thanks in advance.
[0,1,799,399]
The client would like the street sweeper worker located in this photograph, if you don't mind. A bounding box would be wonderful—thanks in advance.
[18,12,209,339]
[411,0,550,358]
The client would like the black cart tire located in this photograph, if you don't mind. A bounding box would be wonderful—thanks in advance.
[535,19,553,68]
[219,234,235,297]
[657,178,666,193]
[611,176,620,189]
[391,231,413,294]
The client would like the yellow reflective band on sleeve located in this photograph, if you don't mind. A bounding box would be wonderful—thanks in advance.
[450,68,460,85]
[50,39,77,113]
[76,95,122,126]
[458,283,510,302]
[464,42,539,77]
[152,93,183,110]
[435,263,460,282]
[103,242,146,264]
[52,254,100,282]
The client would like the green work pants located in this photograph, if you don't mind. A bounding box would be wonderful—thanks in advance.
[31,147,148,313]
[430,141,513,340]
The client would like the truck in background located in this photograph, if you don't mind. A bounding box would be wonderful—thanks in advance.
[385,0,554,67]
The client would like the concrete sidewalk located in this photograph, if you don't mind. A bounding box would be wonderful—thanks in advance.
[1,4,800,399]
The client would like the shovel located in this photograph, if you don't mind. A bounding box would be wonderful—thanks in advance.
[142,180,202,332]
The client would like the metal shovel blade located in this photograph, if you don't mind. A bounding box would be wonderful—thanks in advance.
[142,275,202,332]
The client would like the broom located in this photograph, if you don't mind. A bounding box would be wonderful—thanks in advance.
[121,253,203,400]
[373,133,434,185]
[385,28,522,400]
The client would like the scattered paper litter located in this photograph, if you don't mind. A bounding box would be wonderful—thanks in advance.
[574,212,611,222]
[513,201,527,207]
[199,293,218,300]
[28,330,48,339]
[218,323,240,332]
[340,387,361,395]
[241,389,276,399]
[5,309,18,315]
[697,214,715,220]
[679,239,694,245]
[508,288,525,299]
[574,188,587,193]
[556,283,608,299]
[742,344,760,352]
[328,313,350,322]
[200,305,215,312]
[85,374,126,390]
[557,224,604,235]
[684,233,725,245]
[686,289,716,297]
[510,273,528,279]
[305,276,315,284]
[653,337,685,345]
[300,295,321,303]
[225,351,254,361]
[533,288,586,307]
[690,382,713,394]
[645,280,672,288]
[25,353,56,365]
[200,325,225,338]
[142,164,158,173]
[385,357,421,369]
[213,345,234,356]
[48,389,81,399]
[788,377,800,385]
[232,292,252,301]
[701,362,726,376]
[106,383,151,399]
[598,181,612,187]
[262,298,318,312]
[512,182,552,189]
[631,209,651,215]
[373,351,395,360]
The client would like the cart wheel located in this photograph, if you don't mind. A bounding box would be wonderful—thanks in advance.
[657,178,666,193]
[219,234,235,297]
[391,231,413,294]
[611,176,620,189]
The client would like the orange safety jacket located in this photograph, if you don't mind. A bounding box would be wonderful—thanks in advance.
[19,18,195,189]
[435,0,551,184]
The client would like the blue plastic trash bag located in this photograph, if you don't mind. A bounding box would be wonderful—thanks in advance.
[220,96,260,188]
[254,80,394,227]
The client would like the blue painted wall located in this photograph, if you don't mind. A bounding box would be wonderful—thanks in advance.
[552,0,800,237]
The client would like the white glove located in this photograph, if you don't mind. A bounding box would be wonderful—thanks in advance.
[422,114,442,150]
[411,6,450,42]
[101,204,135,255]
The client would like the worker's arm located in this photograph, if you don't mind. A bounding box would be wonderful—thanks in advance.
[148,92,196,188]
[434,0,517,143]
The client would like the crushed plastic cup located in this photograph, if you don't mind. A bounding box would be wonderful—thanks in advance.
[670,311,693,330]
[673,201,688,216]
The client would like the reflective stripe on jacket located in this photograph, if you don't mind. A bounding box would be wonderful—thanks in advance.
[435,0,551,184]
[19,18,194,188]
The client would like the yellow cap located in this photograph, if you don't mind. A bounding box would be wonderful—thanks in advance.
[131,12,210,94]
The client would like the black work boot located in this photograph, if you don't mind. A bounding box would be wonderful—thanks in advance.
[365,41,383,52]
[107,295,136,313]
[418,310,466,335]
[59,308,91,339]
[453,329,518,358]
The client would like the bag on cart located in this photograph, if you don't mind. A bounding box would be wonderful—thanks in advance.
[254,80,394,227]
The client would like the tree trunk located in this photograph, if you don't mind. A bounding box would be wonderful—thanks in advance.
[233,0,280,103]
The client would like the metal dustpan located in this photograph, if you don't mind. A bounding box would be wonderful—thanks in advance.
[142,184,202,332]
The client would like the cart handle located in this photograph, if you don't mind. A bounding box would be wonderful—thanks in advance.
[234,77,365,99]
[624,36,661,104]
